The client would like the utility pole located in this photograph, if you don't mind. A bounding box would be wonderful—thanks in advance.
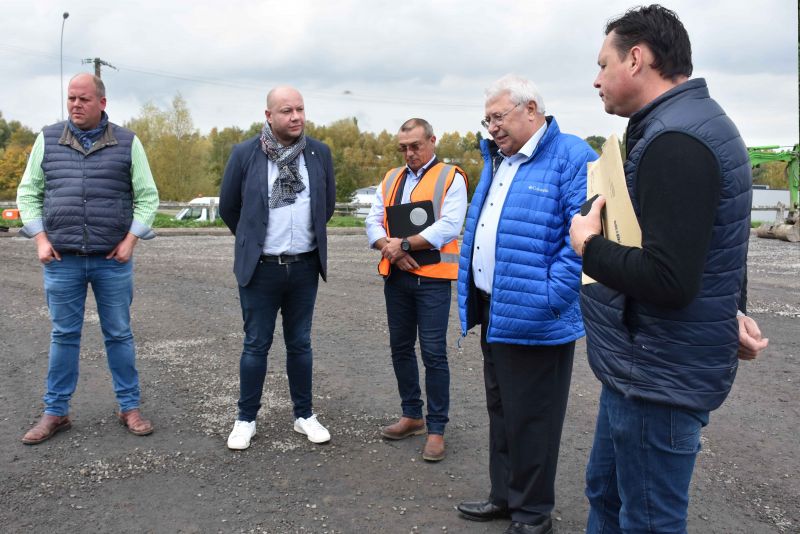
[81,57,117,78]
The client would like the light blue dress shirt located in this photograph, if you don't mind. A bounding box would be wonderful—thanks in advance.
[263,153,316,255]
[472,122,548,293]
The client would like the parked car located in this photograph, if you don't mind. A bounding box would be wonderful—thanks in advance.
[174,197,220,222]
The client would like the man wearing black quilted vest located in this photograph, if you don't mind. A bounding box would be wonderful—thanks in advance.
[570,5,769,532]
[17,73,159,444]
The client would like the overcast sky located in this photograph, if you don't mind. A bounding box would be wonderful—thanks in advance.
[1,0,797,147]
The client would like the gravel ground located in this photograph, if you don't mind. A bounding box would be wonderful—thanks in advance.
[0,231,797,534]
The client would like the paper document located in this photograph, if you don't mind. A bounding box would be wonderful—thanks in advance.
[582,134,642,284]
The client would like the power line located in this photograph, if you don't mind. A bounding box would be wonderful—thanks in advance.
[82,57,117,78]
[0,42,478,108]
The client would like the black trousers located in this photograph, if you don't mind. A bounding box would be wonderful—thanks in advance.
[479,296,575,525]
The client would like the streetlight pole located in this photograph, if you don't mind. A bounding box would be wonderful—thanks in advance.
[60,11,69,121]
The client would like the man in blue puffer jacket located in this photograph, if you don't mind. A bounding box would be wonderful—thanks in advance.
[456,74,597,534]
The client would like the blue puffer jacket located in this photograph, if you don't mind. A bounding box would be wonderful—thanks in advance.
[458,116,598,345]
[580,79,752,412]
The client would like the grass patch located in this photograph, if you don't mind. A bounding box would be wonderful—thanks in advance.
[153,213,364,228]
[0,218,22,228]
[1,213,366,230]
[152,212,227,228]
[328,215,364,227]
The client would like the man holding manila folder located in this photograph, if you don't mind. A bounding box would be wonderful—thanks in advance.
[569,5,769,532]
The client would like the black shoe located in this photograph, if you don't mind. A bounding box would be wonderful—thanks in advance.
[504,519,553,534]
[457,500,511,522]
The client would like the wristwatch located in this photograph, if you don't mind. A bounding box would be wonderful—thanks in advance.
[400,238,411,252]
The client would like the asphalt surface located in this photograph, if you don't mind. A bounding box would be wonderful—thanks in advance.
[1,231,797,533]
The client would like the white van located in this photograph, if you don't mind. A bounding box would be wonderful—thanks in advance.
[174,197,220,222]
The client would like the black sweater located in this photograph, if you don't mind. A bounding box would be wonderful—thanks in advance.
[582,131,729,310]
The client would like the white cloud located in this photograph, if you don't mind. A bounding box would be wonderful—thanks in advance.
[0,0,796,146]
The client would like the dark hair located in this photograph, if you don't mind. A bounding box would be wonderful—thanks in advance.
[605,4,692,81]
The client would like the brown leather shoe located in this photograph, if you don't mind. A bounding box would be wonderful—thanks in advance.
[117,409,154,436]
[422,433,445,462]
[380,417,425,440]
[22,414,71,445]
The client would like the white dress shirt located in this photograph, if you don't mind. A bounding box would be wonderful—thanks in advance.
[472,122,548,293]
[263,153,316,255]
[365,155,467,249]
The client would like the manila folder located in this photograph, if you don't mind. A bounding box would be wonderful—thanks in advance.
[582,134,642,285]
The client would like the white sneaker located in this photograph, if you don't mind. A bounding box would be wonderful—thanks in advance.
[293,414,330,443]
[227,420,256,450]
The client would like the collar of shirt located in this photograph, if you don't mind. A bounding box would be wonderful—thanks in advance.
[499,121,548,164]
[406,154,437,179]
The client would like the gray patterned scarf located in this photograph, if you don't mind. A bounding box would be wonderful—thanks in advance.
[260,122,307,209]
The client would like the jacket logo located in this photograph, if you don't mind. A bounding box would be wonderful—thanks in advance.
[528,185,549,193]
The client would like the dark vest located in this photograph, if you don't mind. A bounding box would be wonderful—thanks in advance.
[41,121,135,253]
[580,79,752,411]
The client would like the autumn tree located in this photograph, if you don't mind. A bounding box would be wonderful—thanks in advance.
[0,144,31,198]
[0,112,37,198]
[207,122,262,187]
[126,94,215,200]
[308,118,403,201]
[752,161,792,190]
[584,135,607,155]
[208,126,245,187]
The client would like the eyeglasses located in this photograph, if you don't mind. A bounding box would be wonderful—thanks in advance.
[397,142,424,153]
[481,102,522,129]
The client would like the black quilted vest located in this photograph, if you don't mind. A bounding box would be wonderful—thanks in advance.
[41,122,135,253]
[580,79,752,411]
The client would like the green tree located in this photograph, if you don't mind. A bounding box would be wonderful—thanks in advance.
[0,112,11,150]
[311,118,394,201]
[584,135,607,154]
[0,112,36,151]
[752,161,790,189]
[0,113,36,199]
[208,126,246,187]
[0,144,31,198]
[126,94,216,200]
[435,132,463,162]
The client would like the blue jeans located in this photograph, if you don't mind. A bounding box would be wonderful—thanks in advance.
[586,385,709,534]
[383,270,451,435]
[42,254,139,416]
[237,254,319,421]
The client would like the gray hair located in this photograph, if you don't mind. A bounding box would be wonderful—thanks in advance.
[485,74,545,114]
[399,118,434,138]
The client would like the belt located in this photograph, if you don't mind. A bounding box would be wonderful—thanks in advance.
[62,250,105,257]
[259,250,316,265]
[477,289,491,302]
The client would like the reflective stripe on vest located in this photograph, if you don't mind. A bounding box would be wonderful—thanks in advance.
[382,167,405,203]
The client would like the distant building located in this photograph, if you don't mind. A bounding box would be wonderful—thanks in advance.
[351,186,378,205]
[348,186,377,218]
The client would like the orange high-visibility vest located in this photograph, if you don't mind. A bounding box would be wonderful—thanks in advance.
[378,162,467,280]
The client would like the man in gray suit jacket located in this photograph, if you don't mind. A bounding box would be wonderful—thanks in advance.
[219,86,336,450]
